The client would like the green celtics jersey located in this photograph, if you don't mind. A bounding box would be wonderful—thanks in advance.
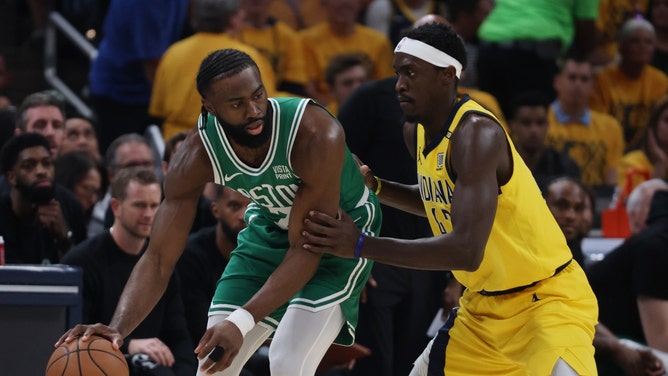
[198,97,371,230]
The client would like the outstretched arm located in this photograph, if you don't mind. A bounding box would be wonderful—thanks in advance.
[57,132,213,348]
[111,133,213,338]
[303,115,509,271]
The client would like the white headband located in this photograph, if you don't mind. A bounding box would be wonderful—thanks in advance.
[394,37,463,78]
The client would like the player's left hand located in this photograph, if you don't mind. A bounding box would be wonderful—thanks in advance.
[195,320,243,375]
[302,209,361,258]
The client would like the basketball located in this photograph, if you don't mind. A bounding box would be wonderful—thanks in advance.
[45,335,129,376]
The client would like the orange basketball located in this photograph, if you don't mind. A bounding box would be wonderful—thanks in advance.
[45,335,129,376]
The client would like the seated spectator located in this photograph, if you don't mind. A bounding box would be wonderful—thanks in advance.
[59,116,101,162]
[626,178,668,235]
[587,180,668,375]
[544,176,589,266]
[507,91,581,190]
[618,96,668,193]
[589,18,668,150]
[0,133,86,264]
[590,0,648,67]
[324,52,372,115]
[240,0,308,97]
[61,167,197,376]
[149,0,277,140]
[55,151,106,227]
[544,176,666,375]
[299,0,395,105]
[88,133,155,237]
[14,91,66,157]
[547,54,625,188]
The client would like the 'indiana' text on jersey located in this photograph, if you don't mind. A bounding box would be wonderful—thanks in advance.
[418,173,454,234]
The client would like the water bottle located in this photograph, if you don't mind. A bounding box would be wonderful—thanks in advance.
[0,235,5,265]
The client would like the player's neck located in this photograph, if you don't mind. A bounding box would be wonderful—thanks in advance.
[230,140,271,168]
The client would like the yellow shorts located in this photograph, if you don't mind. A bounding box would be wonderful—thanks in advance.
[429,261,598,376]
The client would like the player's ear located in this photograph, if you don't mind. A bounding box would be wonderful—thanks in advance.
[440,66,456,84]
[201,98,216,116]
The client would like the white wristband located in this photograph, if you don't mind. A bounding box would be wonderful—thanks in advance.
[224,308,255,337]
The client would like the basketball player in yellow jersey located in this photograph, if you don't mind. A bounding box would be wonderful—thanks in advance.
[301,22,599,375]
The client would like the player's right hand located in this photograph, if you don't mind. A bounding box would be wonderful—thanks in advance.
[55,323,124,350]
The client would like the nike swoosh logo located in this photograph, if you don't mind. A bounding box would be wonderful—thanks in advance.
[223,172,242,183]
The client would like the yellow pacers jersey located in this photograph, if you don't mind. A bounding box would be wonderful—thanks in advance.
[416,96,573,293]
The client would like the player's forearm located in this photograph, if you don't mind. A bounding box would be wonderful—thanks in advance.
[243,249,322,321]
[376,179,425,217]
[360,234,479,271]
[111,199,196,337]
[110,253,172,337]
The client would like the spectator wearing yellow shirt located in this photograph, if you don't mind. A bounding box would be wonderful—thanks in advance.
[240,0,308,97]
[547,54,625,187]
[589,18,668,150]
[300,0,395,106]
[267,0,327,31]
[149,0,277,139]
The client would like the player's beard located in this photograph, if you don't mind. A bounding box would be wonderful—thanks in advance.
[15,180,55,205]
[217,109,272,149]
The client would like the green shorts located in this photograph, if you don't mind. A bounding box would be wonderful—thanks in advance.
[209,199,381,345]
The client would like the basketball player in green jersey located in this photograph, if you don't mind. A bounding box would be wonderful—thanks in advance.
[301,23,599,375]
[56,49,381,375]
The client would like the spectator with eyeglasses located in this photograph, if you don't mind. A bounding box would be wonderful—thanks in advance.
[88,133,155,237]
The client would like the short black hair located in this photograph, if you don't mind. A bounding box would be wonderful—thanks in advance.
[0,133,51,174]
[196,49,258,98]
[507,91,550,121]
[163,131,189,164]
[400,22,467,72]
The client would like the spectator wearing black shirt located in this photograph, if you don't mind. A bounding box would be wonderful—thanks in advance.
[62,167,196,376]
[588,181,668,375]
[0,133,86,264]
